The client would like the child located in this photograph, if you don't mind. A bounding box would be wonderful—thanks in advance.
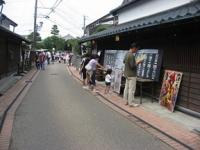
[104,69,112,94]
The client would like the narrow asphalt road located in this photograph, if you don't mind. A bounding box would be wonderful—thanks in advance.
[10,63,172,150]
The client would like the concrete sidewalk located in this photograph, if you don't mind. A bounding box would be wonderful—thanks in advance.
[68,66,200,150]
[0,69,38,128]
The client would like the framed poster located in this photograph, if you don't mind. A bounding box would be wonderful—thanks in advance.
[136,49,163,81]
[114,50,128,70]
[104,50,117,69]
[159,70,183,112]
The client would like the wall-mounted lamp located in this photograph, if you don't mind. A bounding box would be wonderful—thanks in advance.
[115,35,120,41]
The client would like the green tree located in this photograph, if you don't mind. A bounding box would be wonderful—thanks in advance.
[27,32,42,42]
[42,36,65,51]
[65,38,80,54]
[92,24,111,35]
[51,25,59,36]
[26,32,42,49]
[36,41,44,49]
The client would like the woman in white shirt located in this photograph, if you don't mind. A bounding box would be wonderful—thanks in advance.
[85,54,104,91]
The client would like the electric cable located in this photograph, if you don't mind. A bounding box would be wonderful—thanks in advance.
[54,10,82,30]
[45,17,81,35]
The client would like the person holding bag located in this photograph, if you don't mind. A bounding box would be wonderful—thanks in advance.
[85,54,104,92]
[80,54,91,87]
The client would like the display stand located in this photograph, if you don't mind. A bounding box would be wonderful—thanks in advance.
[136,78,154,104]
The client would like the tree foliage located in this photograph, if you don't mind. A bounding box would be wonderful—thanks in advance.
[27,32,42,42]
[92,24,111,35]
[26,32,42,49]
[42,36,65,51]
[65,39,80,54]
[51,25,59,36]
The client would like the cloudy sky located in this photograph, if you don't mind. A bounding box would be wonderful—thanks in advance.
[3,0,123,39]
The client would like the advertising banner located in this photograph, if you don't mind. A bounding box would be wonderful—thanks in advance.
[159,70,183,112]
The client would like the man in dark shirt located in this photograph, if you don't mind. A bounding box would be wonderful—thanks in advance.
[123,43,143,107]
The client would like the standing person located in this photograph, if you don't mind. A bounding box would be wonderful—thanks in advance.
[68,53,72,66]
[39,51,46,70]
[66,53,70,66]
[123,43,143,107]
[104,69,112,94]
[47,51,51,65]
[35,52,40,70]
[80,54,91,87]
[63,53,67,64]
[51,52,55,64]
[85,54,104,92]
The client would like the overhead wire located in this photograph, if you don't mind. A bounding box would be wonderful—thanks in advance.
[54,10,82,30]
[46,0,63,17]
[56,8,83,24]
[45,17,81,35]
[38,0,46,8]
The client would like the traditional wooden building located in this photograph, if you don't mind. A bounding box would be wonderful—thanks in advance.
[80,0,200,117]
[0,14,30,78]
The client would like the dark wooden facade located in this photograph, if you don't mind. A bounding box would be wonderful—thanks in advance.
[0,29,24,78]
[94,18,200,113]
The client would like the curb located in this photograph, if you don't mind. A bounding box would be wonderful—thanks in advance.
[67,66,200,150]
[0,69,40,150]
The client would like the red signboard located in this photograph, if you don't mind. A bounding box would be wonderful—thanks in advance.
[159,70,183,112]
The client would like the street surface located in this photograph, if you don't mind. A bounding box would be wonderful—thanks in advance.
[10,63,172,150]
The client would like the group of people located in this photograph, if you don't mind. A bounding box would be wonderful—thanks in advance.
[80,42,143,107]
[57,52,73,65]
[35,51,73,70]
[35,51,50,70]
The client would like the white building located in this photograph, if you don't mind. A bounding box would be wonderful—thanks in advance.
[112,0,193,24]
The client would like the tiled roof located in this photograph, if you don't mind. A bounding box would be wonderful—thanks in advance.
[110,0,141,14]
[0,25,30,43]
[80,1,200,43]
[0,14,18,27]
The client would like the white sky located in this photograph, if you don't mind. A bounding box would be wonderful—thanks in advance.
[3,0,123,39]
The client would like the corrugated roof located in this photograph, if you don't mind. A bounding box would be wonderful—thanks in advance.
[80,1,200,43]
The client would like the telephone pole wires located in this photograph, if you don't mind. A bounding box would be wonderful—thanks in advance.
[82,15,87,35]
[33,0,38,51]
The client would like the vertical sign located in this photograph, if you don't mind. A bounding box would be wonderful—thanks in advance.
[104,50,117,69]
[113,69,123,93]
[159,70,183,112]
[136,49,163,81]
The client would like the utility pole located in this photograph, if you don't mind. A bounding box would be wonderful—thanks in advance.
[33,0,38,51]
[82,15,86,35]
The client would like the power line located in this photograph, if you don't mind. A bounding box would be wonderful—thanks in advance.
[46,0,63,17]
[45,17,81,35]
[54,10,82,30]
[38,0,45,7]
[56,8,83,24]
